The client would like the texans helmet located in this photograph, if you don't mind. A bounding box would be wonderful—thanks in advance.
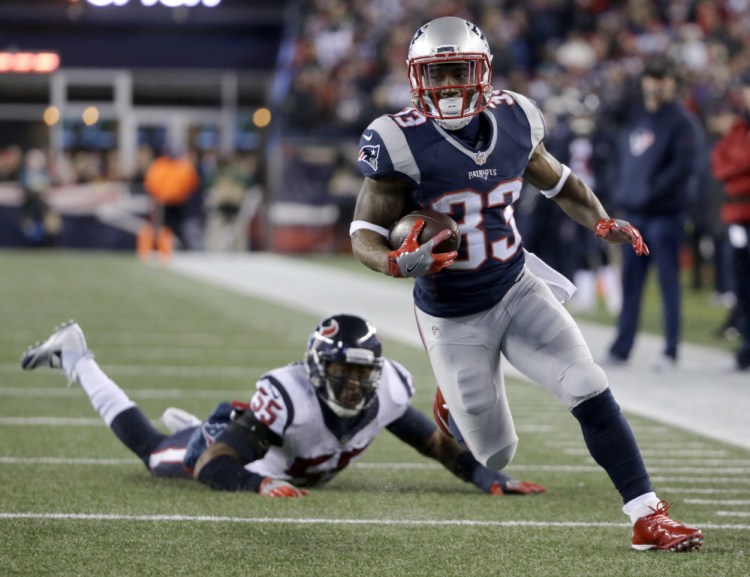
[306,314,383,418]
[407,16,494,130]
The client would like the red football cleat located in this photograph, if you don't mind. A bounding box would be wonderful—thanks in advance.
[631,501,704,552]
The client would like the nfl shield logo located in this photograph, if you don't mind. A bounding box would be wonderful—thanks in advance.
[431,325,440,338]
[474,151,486,166]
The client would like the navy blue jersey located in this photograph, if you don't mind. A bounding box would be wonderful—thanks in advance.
[357,90,547,317]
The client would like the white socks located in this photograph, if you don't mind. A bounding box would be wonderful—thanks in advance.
[73,357,136,427]
[622,492,661,524]
[61,345,92,383]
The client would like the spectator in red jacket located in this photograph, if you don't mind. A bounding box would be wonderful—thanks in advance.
[711,71,750,371]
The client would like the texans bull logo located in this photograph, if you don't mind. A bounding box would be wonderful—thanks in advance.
[319,319,339,338]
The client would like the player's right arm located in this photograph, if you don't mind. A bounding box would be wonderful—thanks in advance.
[193,377,308,497]
[350,176,409,274]
[193,411,286,492]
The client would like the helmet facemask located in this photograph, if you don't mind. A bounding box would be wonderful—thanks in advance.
[408,54,493,129]
[318,356,381,418]
[406,17,494,130]
[305,315,383,418]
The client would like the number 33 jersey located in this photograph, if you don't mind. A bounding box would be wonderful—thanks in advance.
[245,359,414,487]
[357,90,547,317]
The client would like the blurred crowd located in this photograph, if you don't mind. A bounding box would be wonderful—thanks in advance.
[275,0,750,293]
[0,144,264,252]
[279,0,750,139]
[272,0,750,366]
[2,1,749,315]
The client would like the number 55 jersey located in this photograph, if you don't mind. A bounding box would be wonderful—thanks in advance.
[357,90,547,318]
[241,359,414,487]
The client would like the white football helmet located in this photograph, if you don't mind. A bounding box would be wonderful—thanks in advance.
[407,17,494,130]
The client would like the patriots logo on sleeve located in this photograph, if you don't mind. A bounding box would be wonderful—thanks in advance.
[358,145,380,171]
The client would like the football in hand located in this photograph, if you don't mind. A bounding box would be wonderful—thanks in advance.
[388,209,460,254]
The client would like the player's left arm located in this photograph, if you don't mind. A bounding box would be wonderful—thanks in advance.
[524,143,649,256]
[525,142,606,229]
[386,407,544,495]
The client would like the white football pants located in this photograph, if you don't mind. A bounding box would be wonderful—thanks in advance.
[415,267,608,470]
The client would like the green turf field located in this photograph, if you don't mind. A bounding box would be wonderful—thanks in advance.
[1,250,747,577]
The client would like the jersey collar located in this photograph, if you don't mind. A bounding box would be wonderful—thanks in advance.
[432,110,497,166]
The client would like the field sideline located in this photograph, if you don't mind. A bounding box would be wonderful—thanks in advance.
[1,250,748,577]
[168,251,749,451]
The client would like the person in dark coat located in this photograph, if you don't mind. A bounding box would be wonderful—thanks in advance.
[606,57,705,370]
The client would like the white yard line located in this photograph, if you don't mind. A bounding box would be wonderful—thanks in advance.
[662,488,750,495]
[650,476,750,484]
[0,364,252,378]
[0,387,245,398]
[685,499,750,505]
[0,457,140,465]
[3,456,750,481]
[563,448,730,457]
[0,511,747,531]
[716,511,750,518]
[0,418,105,426]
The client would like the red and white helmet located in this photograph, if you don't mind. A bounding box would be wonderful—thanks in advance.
[407,16,494,130]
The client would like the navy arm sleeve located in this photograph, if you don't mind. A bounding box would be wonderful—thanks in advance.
[195,411,283,492]
[214,411,283,463]
[196,455,266,492]
[386,406,438,447]
[387,406,481,483]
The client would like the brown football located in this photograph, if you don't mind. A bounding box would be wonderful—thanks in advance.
[388,209,460,253]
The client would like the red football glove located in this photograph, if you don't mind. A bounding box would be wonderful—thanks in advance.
[387,219,457,278]
[594,217,650,256]
[489,479,547,496]
[258,478,309,498]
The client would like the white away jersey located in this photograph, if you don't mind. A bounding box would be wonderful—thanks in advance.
[244,359,414,487]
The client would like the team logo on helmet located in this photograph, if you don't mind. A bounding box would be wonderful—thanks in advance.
[467,21,487,45]
[409,24,427,48]
[319,318,339,338]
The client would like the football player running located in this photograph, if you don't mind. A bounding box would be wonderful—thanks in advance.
[20,315,544,498]
[349,16,703,551]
